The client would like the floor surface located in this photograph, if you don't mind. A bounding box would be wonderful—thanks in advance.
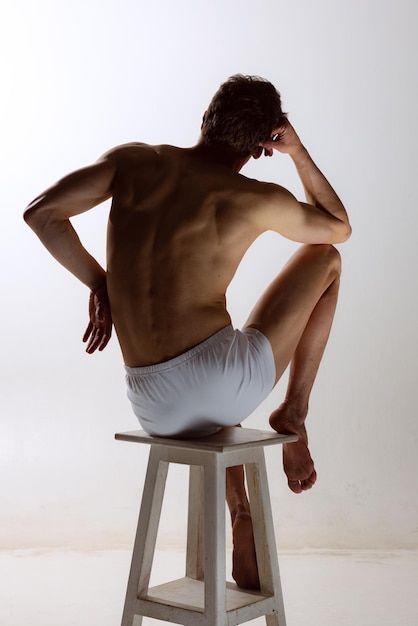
[2,548,417,625]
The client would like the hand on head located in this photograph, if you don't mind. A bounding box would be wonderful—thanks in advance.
[257,120,303,157]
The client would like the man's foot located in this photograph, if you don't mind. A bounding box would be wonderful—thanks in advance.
[231,510,260,590]
[269,401,317,494]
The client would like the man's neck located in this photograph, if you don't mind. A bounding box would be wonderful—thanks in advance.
[187,141,250,173]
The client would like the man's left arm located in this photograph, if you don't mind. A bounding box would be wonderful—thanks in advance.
[24,155,116,352]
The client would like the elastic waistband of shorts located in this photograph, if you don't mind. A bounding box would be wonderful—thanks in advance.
[124,325,234,376]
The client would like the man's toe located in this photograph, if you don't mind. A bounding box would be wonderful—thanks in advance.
[288,479,303,494]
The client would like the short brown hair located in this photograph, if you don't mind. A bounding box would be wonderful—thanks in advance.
[201,74,286,155]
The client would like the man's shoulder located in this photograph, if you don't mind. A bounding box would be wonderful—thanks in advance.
[101,142,168,163]
[225,174,299,233]
[234,173,292,202]
[98,143,184,182]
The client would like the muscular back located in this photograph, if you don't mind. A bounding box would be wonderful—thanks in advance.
[106,144,266,366]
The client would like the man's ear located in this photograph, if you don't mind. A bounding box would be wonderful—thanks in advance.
[252,146,263,160]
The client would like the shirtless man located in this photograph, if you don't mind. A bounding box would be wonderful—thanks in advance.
[24,74,351,589]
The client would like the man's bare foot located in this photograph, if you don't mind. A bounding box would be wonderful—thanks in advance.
[269,401,317,494]
[231,510,260,590]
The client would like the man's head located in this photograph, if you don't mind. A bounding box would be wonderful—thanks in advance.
[201,74,287,157]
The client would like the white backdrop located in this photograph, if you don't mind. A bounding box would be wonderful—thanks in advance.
[1,0,417,550]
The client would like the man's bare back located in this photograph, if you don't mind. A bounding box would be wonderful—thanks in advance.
[107,139,326,366]
[106,142,256,366]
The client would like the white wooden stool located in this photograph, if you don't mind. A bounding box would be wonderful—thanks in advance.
[115,426,297,626]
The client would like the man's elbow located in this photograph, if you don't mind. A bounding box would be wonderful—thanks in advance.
[23,205,35,226]
[23,204,44,233]
[337,221,352,243]
[23,196,51,232]
[328,218,351,244]
[23,204,54,241]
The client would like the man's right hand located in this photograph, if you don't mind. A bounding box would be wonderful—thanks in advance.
[83,284,113,354]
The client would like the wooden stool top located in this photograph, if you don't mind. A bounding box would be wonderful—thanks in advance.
[115,426,297,452]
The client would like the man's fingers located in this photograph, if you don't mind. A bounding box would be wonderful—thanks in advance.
[85,325,112,353]
[82,321,93,343]
[86,335,100,354]
[85,332,97,353]
[98,332,111,351]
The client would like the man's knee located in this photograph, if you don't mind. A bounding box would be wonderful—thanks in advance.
[328,244,342,277]
[314,243,342,279]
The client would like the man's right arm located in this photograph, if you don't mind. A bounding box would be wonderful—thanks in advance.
[24,156,115,291]
[24,153,117,352]
[258,121,351,244]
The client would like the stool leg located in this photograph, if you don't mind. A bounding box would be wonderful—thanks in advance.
[203,454,227,626]
[121,446,169,626]
[186,464,205,580]
[245,450,287,626]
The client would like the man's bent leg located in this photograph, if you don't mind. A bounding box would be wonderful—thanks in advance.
[270,272,340,493]
[244,244,342,493]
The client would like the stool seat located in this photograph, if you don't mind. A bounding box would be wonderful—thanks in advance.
[116,427,297,626]
[115,426,296,452]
